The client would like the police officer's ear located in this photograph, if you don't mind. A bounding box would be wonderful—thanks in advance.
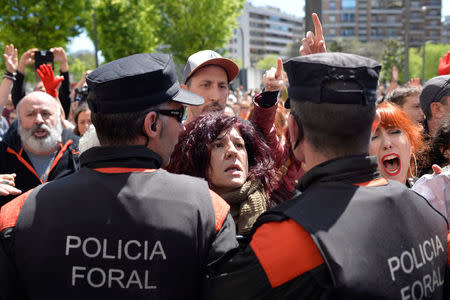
[288,114,301,148]
[288,114,305,163]
[143,111,159,138]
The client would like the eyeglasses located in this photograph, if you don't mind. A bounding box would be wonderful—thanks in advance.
[153,106,188,123]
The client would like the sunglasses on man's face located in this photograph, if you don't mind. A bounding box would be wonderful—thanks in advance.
[153,106,188,123]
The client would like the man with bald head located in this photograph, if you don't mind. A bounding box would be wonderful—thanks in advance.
[0,91,79,205]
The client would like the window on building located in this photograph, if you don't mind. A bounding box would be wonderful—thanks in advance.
[330,3,336,10]
[342,0,356,9]
[329,29,336,36]
[371,0,402,8]
[329,15,336,22]
[341,13,355,22]
[341,28,355,36]
[387,15,396,23]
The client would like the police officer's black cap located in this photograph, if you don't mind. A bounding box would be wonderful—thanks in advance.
[284,52,381,108]
[86,53,204,114]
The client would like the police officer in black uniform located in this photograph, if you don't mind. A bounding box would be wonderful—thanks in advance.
[204,52,450,299]
[0,53,238,299]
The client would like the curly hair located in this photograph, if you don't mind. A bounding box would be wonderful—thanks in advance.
[167,113,277,195]
[417,118,450,176]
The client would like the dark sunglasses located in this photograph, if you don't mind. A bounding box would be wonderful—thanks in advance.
[153,106,188,123]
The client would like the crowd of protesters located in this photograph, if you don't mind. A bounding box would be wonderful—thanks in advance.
[0,12,449,299]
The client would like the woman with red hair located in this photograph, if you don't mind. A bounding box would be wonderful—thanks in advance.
[167,113,277,236]
[369,101,423,185]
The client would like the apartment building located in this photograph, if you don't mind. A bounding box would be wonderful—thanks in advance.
[227,2,303,68]
[322,0,442,47]
[443,15,450,43]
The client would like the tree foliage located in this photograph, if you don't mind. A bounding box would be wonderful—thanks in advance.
[409,43,450,82]
[256,54,278,71]
[0,0,89,52]
[67,51,97,82]
[380,39,404,83]
[84,0,159,62]
[153,0,245,64]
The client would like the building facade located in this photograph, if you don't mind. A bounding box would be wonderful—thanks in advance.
[227,2,303,68]
[322,0,442,47]
[443,16,450,44]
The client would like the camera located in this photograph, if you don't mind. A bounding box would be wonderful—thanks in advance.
[34,50,54,70]
[73,86,88,103]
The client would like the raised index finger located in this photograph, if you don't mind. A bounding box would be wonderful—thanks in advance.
[275,58,283,77]
[312,13,323,39]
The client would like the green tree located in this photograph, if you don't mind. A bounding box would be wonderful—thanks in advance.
[85,0,159,62]
[0,0,89,52]
[408,43,450,82]
[67,51,97,82]
[380,39,405,83]
[229,57,243,69]
[153,0,245,64]
[256,54,278,71]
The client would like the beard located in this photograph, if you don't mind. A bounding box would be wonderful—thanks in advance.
[202,102,224,113]
[18,121,63,154]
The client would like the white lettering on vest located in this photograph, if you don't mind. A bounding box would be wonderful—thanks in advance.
[66,236,81,256]
[83,237,101,258]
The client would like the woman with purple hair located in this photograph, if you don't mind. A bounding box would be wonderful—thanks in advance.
[167,113,277,236]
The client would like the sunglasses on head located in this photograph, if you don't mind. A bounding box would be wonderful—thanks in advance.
[153,106,188,123]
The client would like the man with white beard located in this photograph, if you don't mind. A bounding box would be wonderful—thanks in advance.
[0,91,79,205]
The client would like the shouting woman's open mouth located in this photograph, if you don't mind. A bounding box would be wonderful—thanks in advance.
[381,153,401,176]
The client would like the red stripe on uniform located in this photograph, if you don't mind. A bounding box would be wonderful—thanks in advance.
[250,219,324,288]
[354,177,388,187]
[209,190,230,232]
[93,168,156,174]
[0,189,34,231]
[447,233,450,266]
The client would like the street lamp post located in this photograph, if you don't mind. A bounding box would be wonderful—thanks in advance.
[421,6,427,83]
[404,0,410,83]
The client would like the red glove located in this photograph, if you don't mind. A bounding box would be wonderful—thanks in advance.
[36,64,64,98]
[438,51,450,76]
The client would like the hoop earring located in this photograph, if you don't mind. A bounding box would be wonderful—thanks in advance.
[409,152,418,179]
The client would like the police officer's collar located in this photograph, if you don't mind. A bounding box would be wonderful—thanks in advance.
[297,155,380,191]
[80,145,163,169]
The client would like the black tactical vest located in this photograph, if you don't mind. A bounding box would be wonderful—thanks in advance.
[261,179,448,300]
[12,167,222,300]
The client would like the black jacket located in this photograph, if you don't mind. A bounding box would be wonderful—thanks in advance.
[0,145,238,299]
[0,127,79,206]
[205,155,450,299]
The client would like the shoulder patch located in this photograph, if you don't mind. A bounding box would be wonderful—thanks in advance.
[250,219,324,288]
[0,189,33,231]
[209,190,230,232]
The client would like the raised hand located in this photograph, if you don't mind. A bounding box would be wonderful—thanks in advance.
[438,51,450,76]
[3,44,18,73]
[50,47,69,72]
[262,58,287,92]
[299,13,326,56]
[407,78,421,88]
[18,48,38,74]
[36,64,64,98]
[391,66,398,82]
